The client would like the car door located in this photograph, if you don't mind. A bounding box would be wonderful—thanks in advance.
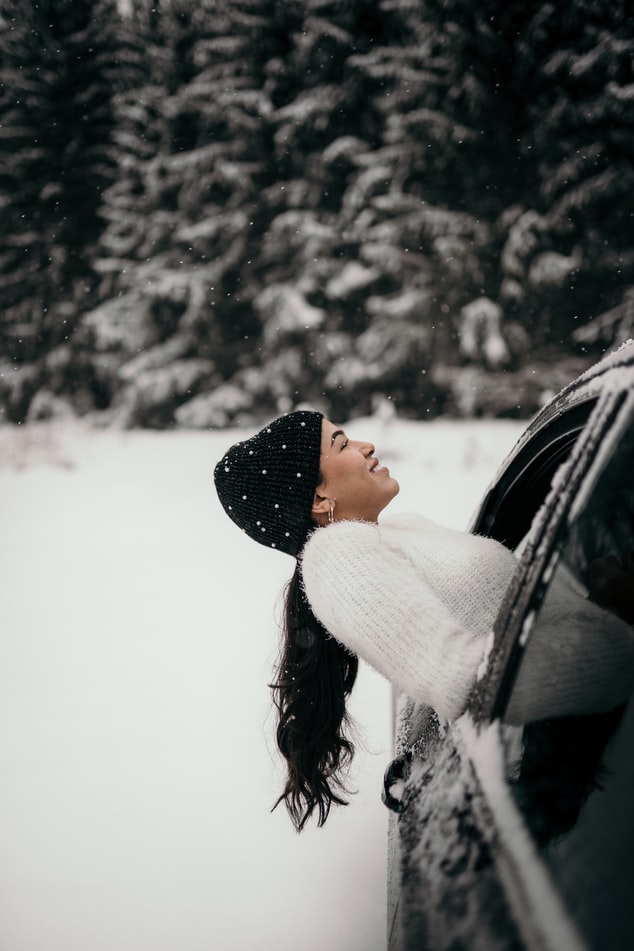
[386,343,634,951]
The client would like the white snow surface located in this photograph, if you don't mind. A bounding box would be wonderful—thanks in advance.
[0,415,523,951]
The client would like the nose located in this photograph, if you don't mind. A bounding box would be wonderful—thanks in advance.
[351,438,375,456]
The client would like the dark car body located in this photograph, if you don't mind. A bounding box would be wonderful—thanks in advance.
[385,341,634,951]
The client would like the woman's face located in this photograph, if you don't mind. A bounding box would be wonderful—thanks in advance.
[312,418,400,524]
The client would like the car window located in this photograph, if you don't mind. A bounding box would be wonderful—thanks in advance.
[470,396,597,550]
[501,407,634,951]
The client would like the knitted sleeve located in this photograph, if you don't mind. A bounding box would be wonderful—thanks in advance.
[505,562,634,724]
[301,520,488,722]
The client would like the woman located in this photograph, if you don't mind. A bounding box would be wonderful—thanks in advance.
[214,410,634,831]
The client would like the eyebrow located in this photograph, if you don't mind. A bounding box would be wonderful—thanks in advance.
[330,429,346,447]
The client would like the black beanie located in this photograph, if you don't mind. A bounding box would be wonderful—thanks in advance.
[213,410,323,557]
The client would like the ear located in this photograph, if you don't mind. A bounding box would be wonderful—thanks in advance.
[311,489,331,520]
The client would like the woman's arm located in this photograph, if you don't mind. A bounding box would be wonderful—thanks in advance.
[301,521,489,722]
[506,561,634,724]
[303,523,634,726]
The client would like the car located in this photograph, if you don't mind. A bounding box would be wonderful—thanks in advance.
[384,339,634,951]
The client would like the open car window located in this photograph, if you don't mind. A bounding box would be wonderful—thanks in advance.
[470,381,633,719]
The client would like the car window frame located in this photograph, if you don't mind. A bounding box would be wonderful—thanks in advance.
[468,386,634,724]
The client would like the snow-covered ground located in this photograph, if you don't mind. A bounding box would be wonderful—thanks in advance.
[0,415,524,951]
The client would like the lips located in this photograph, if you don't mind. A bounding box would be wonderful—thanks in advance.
[370,458,388,474]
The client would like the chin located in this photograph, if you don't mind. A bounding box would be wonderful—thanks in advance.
[380,479,400,513]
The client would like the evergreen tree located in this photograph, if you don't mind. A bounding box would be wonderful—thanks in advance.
[2,0,630,426]
[0,0,125,419]
[243,0,419,418]
[510,0,634,346]
[90,0,299,425]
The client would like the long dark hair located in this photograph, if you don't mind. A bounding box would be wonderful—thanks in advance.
[270,560,359,832]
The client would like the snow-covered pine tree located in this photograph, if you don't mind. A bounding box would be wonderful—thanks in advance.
[0,0,125,420]
[246,0,419,420]
[514,0,634,348]
[90,0,297,426]
[363,0,534,377]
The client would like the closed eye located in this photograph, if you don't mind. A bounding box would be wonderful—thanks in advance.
[329,429,349,449]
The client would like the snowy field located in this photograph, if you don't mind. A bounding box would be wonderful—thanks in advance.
[0,415,525,951]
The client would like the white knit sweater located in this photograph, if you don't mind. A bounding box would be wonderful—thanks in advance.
[301,512,634,724]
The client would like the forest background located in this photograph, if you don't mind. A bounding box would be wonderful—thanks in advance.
[0,0,632,430]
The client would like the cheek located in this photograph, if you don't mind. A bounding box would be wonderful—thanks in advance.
[330,457,363,493]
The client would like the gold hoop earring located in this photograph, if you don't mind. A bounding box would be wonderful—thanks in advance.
[328,500,336,525]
